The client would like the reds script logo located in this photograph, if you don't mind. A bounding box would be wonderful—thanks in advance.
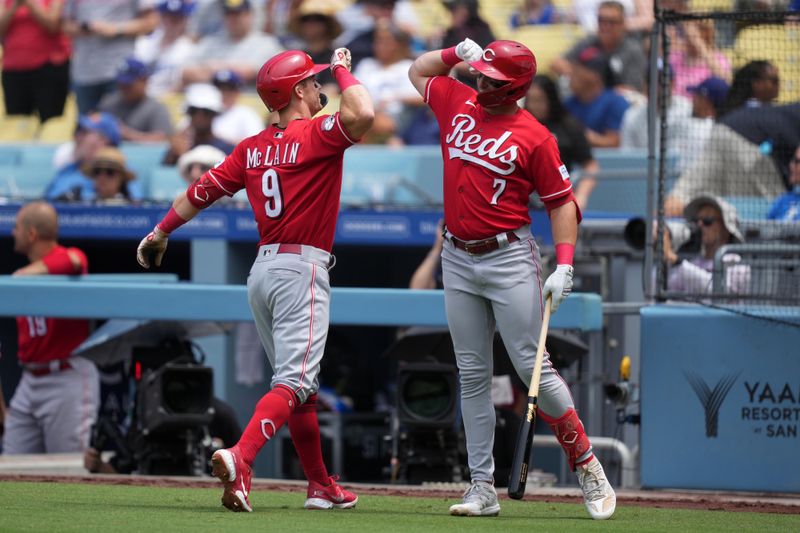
[445,114,518,176]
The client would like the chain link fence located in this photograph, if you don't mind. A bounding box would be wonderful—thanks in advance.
[650,9,800,322]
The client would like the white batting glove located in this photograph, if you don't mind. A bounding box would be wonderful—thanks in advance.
[331,48,352,72]
[542,264,574,313]
[455,38,483,63]
[136,226,169,269]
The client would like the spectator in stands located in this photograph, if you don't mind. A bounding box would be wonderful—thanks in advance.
[767,143,800,221]
[99,58,174,143]
[553,0,646,91]
[620,65,692,156]
[564,46,630,148]
[4,201,99,454]
[688,76,729,120]
[135,0,197,97]
[665,103,800,217]
[211,69,264,145]
[354,20,421,143]
[45,112,122,201]
[0,0,71,123]
[163,83,235,165]
[177,144,227,186]
[182,0,283,86]
[399,107,440,146]
[525,75,599,210]
[63,0,159,114]
[335,0,419,69]
[570,0,652,34]
[721,60,779,116]
[510,0,560,28]
[438,0,494,87]
[82,147,137,204]
[662,195,749,295]
[669,20,730,99]
[409,219,444,290]
[284,0,343,90]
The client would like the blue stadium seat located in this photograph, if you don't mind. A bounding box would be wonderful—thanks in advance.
[342,146,428,206]
[148,165,184,203]
[0,162,54,199]
[19,144,57,167]
[724,196,773,221]
[0,145,21,165]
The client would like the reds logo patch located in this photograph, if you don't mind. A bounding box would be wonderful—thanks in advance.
[558,164,570,181]
[322,116,335,131]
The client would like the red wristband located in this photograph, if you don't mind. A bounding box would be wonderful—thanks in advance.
[333,66,360,91]
[157,207,187,234]
[555,243,575,265]
[441,47,460,67]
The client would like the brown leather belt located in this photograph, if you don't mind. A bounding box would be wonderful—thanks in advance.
[24,360,73,377]
[449,232,519,255]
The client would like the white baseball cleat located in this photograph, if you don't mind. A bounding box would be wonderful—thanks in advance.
[576,457,616,520]
[449,481,500,517]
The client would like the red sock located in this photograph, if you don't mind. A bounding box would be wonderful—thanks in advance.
[288,394,330,484]
[541,408,593,471]
[236,385,297,465]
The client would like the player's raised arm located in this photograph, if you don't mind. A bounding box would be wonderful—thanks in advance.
[408,38,484,96]
[330,48,374,140]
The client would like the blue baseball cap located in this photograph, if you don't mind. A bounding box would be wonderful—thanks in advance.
[116,58,149,84]
[687,77,730,110]
[78,113,121,146]
[158,0,196,15]
[212,69,243,89]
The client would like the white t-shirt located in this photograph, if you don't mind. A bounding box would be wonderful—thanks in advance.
[213,104,265,145]
[353,58,418,121]
[135,30,196,97]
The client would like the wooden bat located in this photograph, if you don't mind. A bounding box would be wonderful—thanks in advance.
[508,295,552,500]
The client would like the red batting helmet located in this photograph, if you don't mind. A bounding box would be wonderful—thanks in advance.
[256,50,329,112]
[468,40,537,107]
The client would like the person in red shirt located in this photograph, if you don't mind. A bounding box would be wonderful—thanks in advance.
[0,0,71,122]
[409,39,616,519]
[136,47,373,512]
[3,201,99,454]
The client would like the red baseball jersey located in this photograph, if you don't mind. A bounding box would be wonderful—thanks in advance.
[204,113,356,252]
[425,76,575,240]
[16,246,89,364]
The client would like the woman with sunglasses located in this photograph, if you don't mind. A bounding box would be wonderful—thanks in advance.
[81,147,137,205]
[663,194,750,294]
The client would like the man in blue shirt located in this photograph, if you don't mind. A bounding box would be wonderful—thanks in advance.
[768,143,800,221]
[565,46,629,148]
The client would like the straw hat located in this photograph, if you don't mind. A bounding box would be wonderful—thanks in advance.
[288,0,344,40]
[81,147,135,181]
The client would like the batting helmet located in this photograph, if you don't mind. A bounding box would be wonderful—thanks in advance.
[256,50,329,112]
[469,40,537,107]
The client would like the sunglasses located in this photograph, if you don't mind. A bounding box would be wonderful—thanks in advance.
[691,216,720,227]
[187,163,213,174]
[91,167,122,178]
[597,16,623,25]
[790,157,800,165]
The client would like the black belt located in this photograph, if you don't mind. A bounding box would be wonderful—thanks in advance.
[449,232,519,255]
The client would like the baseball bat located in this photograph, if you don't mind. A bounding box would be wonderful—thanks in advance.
[507,295,552,500]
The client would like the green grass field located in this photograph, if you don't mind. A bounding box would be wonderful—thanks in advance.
[1,481,798,532]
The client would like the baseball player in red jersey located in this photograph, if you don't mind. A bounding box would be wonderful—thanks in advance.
[136,48,373,512]
[3,201,99,454]
[409,40,616,519]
